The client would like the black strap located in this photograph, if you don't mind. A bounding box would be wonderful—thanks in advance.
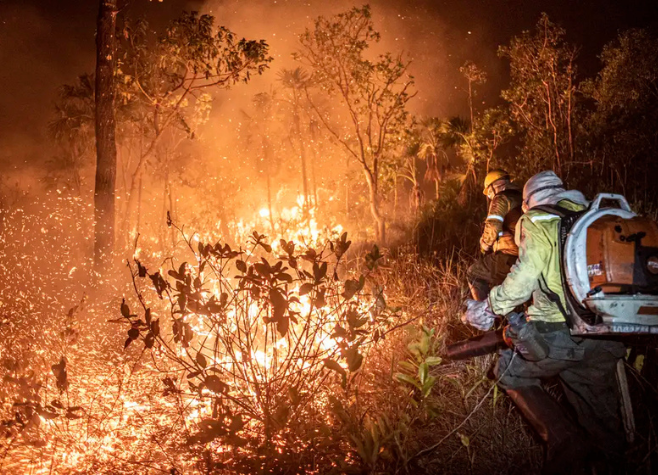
[539,273,573,328]
[533,320,568,333]
[531,203,570,217]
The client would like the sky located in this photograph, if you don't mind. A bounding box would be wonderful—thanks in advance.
[1,0,657,179]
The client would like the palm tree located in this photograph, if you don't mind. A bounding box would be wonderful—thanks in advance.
[439,116,478,205]
[397,140,423,215]
[416,116,470,200]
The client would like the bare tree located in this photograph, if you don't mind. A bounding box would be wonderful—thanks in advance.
[117,13,271,246]
[459,61,487,133]
[295,6,414,244]
[499,13,578,175]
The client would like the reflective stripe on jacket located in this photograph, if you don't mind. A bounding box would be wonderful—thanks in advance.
[488,199,586,323]
[482,187,523,255]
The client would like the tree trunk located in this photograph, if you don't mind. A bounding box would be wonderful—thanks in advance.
[345,180,350,217]
[295,119,312,236]
[468,80,474,134]
[267,175,275,236]
[310,139,319,209]
[364,169,385,244]
[457,167,476,207]
[345,157,350,219]
[393,173,398,222]
[293,95,310,217]
[299,146,309,212]
[161,163,168,256]
[135,173,142,239]
[169,178,176,248]
[93,0,118,271]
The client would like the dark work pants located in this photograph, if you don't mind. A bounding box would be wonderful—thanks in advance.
[496,328,627,457]
[467,252,517,288]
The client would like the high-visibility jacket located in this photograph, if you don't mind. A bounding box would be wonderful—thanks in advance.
[489,199,586,323]
[482,186,522,256]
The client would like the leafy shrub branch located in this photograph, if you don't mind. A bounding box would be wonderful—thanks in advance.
[117,223,398,467]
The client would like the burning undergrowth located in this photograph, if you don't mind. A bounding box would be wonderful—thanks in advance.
[0,192,536,474]
[0,195,413,473]
[115,224,397,472]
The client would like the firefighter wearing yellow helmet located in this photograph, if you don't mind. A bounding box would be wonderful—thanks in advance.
[466,169,523,300]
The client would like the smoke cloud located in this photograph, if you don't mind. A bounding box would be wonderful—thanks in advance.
[2,0,656,188]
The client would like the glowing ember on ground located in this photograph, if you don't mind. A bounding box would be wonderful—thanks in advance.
[0,190,398,473]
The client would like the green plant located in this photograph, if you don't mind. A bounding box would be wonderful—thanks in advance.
[395,326,442,410]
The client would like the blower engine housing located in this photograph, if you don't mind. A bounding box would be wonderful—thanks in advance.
[563,194,658,335]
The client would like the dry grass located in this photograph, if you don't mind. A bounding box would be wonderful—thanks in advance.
[358,246,541,474]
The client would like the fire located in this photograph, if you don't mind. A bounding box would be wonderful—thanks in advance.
[0,187,397,474]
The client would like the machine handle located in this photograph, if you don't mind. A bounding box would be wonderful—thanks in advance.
[590,193,632,212]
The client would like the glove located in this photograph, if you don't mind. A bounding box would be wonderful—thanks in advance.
[479,237,493,255]
[461,299,496,331]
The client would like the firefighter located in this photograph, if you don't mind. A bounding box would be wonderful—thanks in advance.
[466,169,523,300]
[462,171,626,474]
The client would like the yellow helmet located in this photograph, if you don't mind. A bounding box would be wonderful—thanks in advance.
[483,169,510,195]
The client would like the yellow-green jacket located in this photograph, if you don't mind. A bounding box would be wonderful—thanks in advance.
[488,200,585,323]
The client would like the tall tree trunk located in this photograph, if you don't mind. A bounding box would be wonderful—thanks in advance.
[294,115,312,236]
[566,62,575,163]
[364,169,385,244]
[310,146,318,209]
[393,173,398,222]
[160,160,169,256]
[93,0,118,271]
[468,79,474,134]
[267,175,275,236]
[345,156,350,219]
[135,173,142,240]
[293,95,310,217]
[298,144,309,213]
[544,81,561,175]
[132,136,144,242]
[168,178,176,248]
[457,167,476,207]
[261,136,276,236]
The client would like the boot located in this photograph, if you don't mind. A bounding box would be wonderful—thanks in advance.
[468,278,490,301]
[506,385,589,475]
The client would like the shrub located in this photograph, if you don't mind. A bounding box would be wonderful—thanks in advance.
[117,224,399,472]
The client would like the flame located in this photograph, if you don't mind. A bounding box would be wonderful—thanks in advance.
[0,187,390,474]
